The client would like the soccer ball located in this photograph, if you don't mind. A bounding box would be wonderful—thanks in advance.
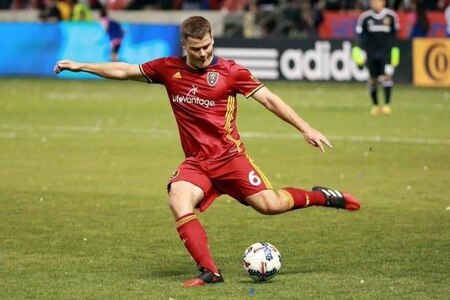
[242,242,282,282]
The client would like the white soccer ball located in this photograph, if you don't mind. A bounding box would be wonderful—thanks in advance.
[242,242,282,282]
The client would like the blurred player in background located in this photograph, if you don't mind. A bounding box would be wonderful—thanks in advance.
[353,0,400,115]
[100,6,125,62]
[54,16,360,287]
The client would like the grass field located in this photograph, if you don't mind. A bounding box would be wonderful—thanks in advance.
[1,78,449,299]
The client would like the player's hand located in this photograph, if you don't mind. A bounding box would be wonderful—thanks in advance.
[302,128,333,152]
[384,64,394,76]
[390,47,400,67]
[54,59,81,74]
[351,46,366,67]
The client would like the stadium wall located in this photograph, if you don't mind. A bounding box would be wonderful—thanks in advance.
[0,22,181,79]
[215,38,413,84]
[3,22,449,86]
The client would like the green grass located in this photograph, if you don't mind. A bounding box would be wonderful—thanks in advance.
[1,78,449,299]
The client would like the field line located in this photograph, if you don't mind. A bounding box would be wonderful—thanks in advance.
[1,123,450,145]
[240,132,450,145]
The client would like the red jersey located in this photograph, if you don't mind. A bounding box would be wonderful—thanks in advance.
[139,56,264,161]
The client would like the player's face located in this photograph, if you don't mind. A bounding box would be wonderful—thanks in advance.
[183,34,214,69]
[370,0,386,12]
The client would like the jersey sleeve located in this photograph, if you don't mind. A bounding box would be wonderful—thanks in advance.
[388,10,399,47]
[354,13,367,48]
[139,58,166,84]
[229,63,264,98]
[355,12,367,35]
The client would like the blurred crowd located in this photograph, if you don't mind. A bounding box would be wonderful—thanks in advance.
[3,0,448,11]
[1,0,449,38]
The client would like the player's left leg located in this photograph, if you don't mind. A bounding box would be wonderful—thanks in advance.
[245,186,360,215]
[380,73,394,114]
[217,154,360,214]
[110,42,121,62]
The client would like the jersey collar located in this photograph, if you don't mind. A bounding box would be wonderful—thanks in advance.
[182,55,219,70]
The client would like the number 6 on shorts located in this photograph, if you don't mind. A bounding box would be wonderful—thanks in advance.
[248,170,262,186]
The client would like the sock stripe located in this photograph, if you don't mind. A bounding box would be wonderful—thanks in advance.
[278,189,294,210]
[176,214,198,229]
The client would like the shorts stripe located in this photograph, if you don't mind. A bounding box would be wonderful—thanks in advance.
[246,154,273,189]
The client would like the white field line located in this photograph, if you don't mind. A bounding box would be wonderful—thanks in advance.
[0,123,449,145]
[243,132,450,145]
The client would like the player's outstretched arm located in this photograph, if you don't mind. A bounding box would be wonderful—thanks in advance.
[53,59,147,82]
[252,86,332,152]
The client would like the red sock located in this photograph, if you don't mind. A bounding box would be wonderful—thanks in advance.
[176,213,219,275]
[280,187,326,210]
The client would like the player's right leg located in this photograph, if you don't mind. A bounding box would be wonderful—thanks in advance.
[168,178,223,287]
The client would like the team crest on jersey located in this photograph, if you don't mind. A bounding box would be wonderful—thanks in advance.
[207,72,219,86]
[383,17,391,26]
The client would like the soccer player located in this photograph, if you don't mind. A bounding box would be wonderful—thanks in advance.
[353,0,400,115]
[99,7,125,62]
[54,16,360,287]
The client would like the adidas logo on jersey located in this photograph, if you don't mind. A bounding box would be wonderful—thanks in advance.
[172,71,182,79]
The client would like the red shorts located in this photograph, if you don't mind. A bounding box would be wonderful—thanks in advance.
[168,153,273,212]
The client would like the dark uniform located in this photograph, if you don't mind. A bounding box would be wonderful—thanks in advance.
[355,7,399,113]
[356,7,399,77]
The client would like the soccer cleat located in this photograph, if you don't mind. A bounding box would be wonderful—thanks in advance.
[312,186,360,211]
[381,105,392,115]
[370,106,381,115]
[182,269,224,287]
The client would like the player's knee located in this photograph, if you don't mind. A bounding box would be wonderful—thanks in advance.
[367,78,377,90]
[259,203,281,215]
[168,183,192,216]
[167,181,199,217]
[168,195,195,219]
[380,76,393,87]
[168,194,183,216]
[247,192,285,215]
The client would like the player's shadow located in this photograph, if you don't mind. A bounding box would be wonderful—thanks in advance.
[237,279,280,284]
[237,273,285,285]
